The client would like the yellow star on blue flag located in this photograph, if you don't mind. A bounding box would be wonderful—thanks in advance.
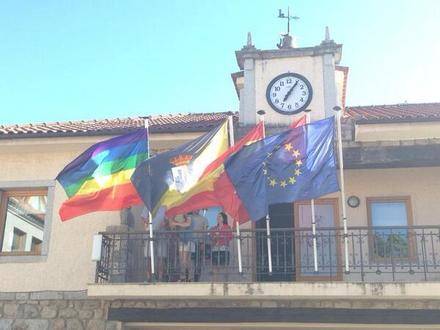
[224,117,340,222]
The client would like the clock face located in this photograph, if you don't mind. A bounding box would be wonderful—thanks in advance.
[266,73,313,115]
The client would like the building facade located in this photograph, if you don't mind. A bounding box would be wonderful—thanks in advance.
[1,31,440,329]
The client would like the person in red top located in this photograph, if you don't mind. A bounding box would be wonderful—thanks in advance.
[209,212,233,281]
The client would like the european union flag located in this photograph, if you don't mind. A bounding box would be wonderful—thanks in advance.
[225,117,339,222]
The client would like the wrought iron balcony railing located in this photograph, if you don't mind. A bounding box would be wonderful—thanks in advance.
[95,225,440,283]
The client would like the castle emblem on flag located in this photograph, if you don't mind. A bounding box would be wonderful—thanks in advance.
[170,154,193,167]
[170,154,193,193]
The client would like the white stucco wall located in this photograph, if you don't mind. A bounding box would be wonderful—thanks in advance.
[254,56,326,124]
[0,132,439,291]
[319,167,440,227]
[355,122,440,142]
[343,167,440,227]
[335,68,346,109]
[0,140,120,292]
[238,54,345,126]
[0,133,203,292]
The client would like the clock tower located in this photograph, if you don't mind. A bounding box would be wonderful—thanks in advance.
[232,27,347,126]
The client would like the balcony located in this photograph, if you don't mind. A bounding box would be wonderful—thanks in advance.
[94,225,440,284]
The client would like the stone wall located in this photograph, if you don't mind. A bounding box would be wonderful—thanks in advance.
[0,291,120,330]
[4,288,440,328]
[4,285,440,329]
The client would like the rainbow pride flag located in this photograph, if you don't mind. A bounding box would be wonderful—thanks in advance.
[56,129,148,221]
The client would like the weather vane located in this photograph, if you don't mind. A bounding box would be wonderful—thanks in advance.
[277,7,299,49]
[278,7,299,36]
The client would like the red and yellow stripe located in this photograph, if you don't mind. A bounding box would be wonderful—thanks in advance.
[57,129,148,221]
[59,182,143,221]
[165,122,264,222]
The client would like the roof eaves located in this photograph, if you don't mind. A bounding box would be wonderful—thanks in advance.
[355,117,440,125]
[0,126,221,140]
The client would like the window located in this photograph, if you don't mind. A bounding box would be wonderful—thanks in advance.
[367,197,413,260]
[12,228,26,251]
[31,237,43,254]
[0,189,48,255]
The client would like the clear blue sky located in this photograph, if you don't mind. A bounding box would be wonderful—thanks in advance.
[1,0,439,125]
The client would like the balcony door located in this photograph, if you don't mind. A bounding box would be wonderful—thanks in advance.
[256,203,295,282]
[294,199,342,281]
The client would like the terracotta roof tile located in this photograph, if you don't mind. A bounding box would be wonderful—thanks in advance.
[1,102,440,139]
[346,102,440,123]
[0,112,235,139]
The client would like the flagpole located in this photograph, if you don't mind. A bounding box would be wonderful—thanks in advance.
[143,117,155,277]
[333,106,349,274]
[257,110,272,275]
[304,109,319,273]
[228,115,243,274]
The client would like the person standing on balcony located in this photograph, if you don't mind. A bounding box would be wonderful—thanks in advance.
[141,207,169,282]
[189,210,209,281]
[169,213,194,281]
[209,212,233,282]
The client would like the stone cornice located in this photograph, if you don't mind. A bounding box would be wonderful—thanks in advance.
[235,42,343,70]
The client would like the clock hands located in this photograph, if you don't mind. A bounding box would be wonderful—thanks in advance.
[283,80,299,102]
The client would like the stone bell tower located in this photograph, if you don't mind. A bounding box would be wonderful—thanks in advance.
[232,25,347,126]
